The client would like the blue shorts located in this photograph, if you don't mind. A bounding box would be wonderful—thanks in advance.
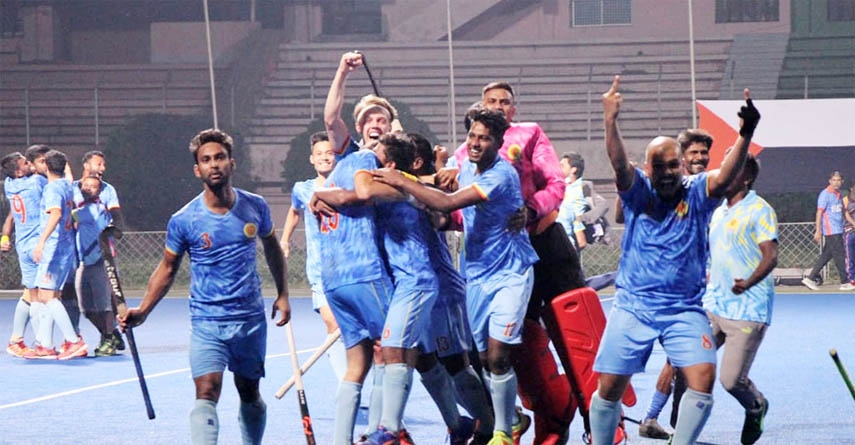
[310,282,328,312]
[35,244,75,291]
[189,315,267,379]
[326,277,392,349]
[382,285,438,350]
[16,245,38,289]
[467,266,534,352]
[428,275,471,358]
[593,305,716,375]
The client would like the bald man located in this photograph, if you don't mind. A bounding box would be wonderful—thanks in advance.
[587,78,760,445]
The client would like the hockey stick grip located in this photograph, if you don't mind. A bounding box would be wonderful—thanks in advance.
[275,329,341,399]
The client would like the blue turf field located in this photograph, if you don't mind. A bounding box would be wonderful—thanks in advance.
[1,291,854,444]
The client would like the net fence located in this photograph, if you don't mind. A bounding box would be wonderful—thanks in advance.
[0,222,831,291]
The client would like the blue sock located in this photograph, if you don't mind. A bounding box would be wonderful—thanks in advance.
[190,399,219,445]
[11,297,30,340]
[672,388,713,445]
[420,363,460,430]
[589,392,622,445]
[488,370,517,436]
[453,365,494,435]
[364,364,385,434]
[335,381,362,445]
[645,389,670,420]
[327,336,347,384]
[239,398,266,445]
[46,298,77,342]
[380,363,413,433]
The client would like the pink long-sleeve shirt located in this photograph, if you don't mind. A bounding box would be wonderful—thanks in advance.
[454,122,566,224]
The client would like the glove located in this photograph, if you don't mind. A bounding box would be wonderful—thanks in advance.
[738,98,760,137]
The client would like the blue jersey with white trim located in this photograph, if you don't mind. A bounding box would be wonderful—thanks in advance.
[4,174,46,250]
[458,156,538,282]
[319,149,388,290]
[291,179,322,287]
[165,188,273,321]
[615,168,720,311]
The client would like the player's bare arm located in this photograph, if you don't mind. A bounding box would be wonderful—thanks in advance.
[119,249,182,331]
[732,240,778,294]
[602,75,634,191]
[371,167,481,213]
[708,89,760,198]
[280,206,301,257]
[354,170,407,203]
[324,52,363,152]
[261,231,290,326]
[310,187,364,217]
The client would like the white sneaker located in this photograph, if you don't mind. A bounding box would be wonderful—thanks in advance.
[840,283,855,291]
[802,277,820,291]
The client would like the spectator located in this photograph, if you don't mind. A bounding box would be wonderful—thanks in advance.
[802,171,853,290]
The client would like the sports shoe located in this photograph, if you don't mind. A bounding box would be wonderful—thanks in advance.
[397,429,415,445]
[741,398,768,445]
[840,283,855,291]
[802,277,820,291]
[95,334,117,357]
[23,345,58,360]
[638,418,671,439]
[57,338,88,360]
[6,339,33,357]
[488,431,513,445]
[511,406,531,445]
[111,330,126,351]
[355,426,397,445]
[449,416,475,445]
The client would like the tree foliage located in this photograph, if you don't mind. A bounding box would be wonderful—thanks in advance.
[104,114,254,230]
[280,99,439,192]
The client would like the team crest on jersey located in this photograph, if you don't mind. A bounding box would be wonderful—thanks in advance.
[243,223,258,238]
[726,218,740,231]
[675,200,689,218]
[507,144,522,162]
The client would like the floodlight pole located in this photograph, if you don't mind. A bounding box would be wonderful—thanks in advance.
[446,0,457,148]
[203,0,219,129]
[688,0,697,128]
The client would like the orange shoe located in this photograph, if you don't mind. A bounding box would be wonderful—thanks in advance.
[23,345,58,360]
[57,338,88,360]
[6,339,33,357]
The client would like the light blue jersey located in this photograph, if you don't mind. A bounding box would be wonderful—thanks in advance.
[704,191,777,324]
[319,149,388,291]
[4,174,47,251]
[165,188,273,322]
[72,200,112,266]
[458,156,539,282]
[291,178,322,287]
[817,187,844,235]
[615,169,720,311]
[40,179,75,249]
[376,201,437,291]
[72,179,120,210]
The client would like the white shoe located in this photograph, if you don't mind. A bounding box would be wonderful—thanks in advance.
[802,277,820,291]
[840,283,855,291]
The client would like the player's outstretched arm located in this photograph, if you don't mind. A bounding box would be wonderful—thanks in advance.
[709,88,760,197]
[372,167,481,213]
[0,212,12,251]
[261,231,290,326]
[119,250,181,331]
[354,170,407,203]
[325,52,363,153]
[602,75,634,191]
[310,187,364,216]
[732,240,778,294]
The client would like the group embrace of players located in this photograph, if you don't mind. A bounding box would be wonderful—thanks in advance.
[2,147,124,359]
[3,49,776,445]
[273,51,774,445]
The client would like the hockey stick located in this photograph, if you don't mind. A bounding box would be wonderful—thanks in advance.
[275,329,341,399]
[286,322,316,444]
[99,225,156,420]
[830,348,855,402]
[354,51,381,97]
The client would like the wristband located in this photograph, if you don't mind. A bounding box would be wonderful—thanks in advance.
[401,171,419,183]
[1,235,9,244]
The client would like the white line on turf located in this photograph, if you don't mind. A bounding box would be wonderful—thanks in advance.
[0,346,322,411]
